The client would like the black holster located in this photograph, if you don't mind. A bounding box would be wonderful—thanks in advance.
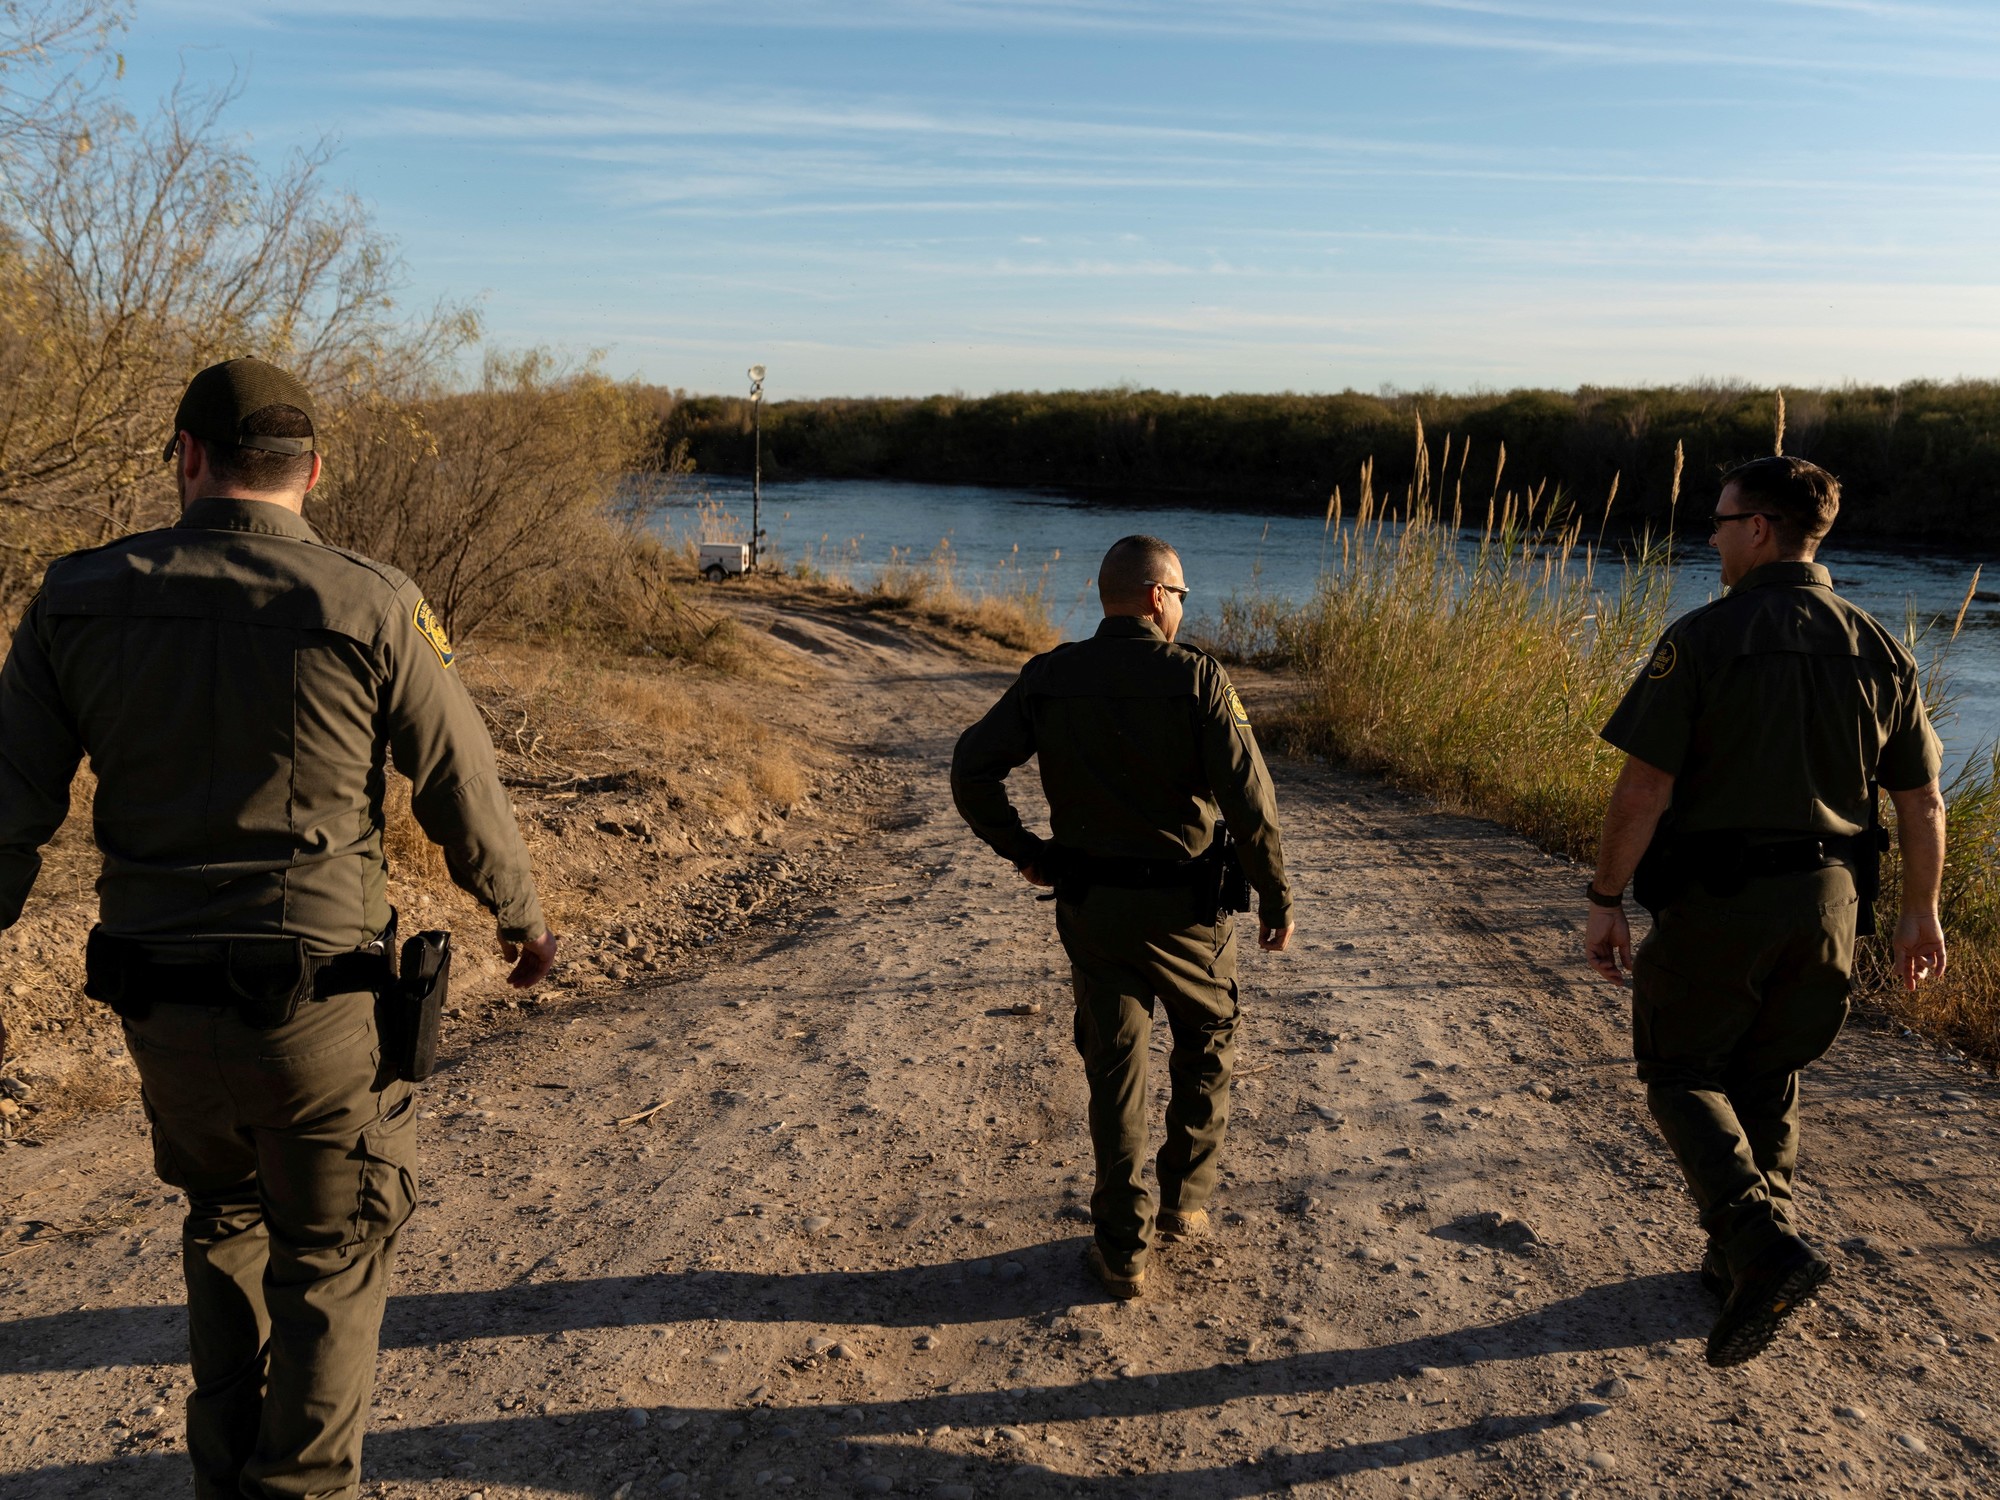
[1851,792,1891,939]
[1211,827,1252,921]
[377,929,451,1083]
[1631,817,1689,919]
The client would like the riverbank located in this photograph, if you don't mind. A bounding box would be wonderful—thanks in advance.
[5,580,1998,1498]
[679,467,2000,1065]
[1242,456,2000,1066]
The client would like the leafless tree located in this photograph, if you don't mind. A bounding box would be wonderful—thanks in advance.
[1,1,673,647]
[316,352,655,637]
[0,0,124,155]
[0,53,437,607]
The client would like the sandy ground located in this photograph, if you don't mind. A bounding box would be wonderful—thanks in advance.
[4,589,2000,1499]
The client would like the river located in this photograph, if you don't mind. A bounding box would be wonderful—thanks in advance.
[668,474,2000,769]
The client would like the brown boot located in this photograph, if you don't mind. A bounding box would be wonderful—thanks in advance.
[1083,1243,1145,1300]
[1157,1208,1209,1244]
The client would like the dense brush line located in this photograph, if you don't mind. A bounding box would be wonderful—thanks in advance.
[661,383,2000,544]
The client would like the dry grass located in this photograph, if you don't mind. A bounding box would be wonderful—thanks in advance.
[1271,420,2000,1065]
[862,538,1061,653]
[1857,738,2000,1062]
[381,774,450,893]
[455,638,814,822]
[1273,425,1673,859]
[527,525,755,671]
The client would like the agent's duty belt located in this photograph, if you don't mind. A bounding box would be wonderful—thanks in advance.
[1632,822,1890,934]
[1042,831,1252,918]
[84,928,392,1028]
[1721,834,1867,882]
[1052,846,1215,889]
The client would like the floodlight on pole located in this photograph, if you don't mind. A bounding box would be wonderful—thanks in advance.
[748,366,766,571]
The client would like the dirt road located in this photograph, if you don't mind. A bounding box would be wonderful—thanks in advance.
[4,591,2000,1498]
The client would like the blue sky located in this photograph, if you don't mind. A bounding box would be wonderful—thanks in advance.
[127,1,2000,398]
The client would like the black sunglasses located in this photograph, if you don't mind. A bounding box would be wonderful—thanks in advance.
[1145,580,1189,601]
[1709,510,1781,532]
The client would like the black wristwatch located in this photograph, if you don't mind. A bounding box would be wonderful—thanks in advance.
[1586,883,1625,908]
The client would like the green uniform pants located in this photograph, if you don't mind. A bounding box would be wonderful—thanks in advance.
[1056,885,1240,1276]
[124,986,416,1500]
[1631,866,1856,1274]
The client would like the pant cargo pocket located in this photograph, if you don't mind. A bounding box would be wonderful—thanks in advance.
[350,1092,417,1247]
[139,1091,189,1188]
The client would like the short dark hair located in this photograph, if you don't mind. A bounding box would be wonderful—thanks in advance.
[202,403,316,492]
[1098,534,1179,608]
[1720,455,1839,549]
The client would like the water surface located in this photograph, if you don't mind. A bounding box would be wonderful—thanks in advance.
[670,475,2000,768]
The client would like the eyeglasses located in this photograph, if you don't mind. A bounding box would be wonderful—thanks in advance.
[1709,510,1781,533]
[1145,580,1189,601]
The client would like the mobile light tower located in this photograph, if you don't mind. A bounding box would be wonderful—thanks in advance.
[747,364,766,572]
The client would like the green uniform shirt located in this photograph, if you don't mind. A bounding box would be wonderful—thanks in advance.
[951,614,1293,927]
[0,497,547,949]
[1601,560,1941,834]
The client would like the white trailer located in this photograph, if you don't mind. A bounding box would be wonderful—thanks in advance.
[698,541,751,581]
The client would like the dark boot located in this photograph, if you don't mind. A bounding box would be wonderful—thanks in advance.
[1699,1244,1732,1302]
[1707,1236,1830,1367]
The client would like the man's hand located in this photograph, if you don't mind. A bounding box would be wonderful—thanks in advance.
[1585,904,1633,985]
[1583,755,1671,987]
[1887,780,1946,993]
[1018,862,1054,889]
[1258,922,1294,953]
[502,928,559,989]
[1894,911,1947,991]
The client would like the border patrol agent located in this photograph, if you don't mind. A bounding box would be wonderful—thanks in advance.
[951,534,1294,1299]
[0,358,559,1497]
[1584,456,1946,1367]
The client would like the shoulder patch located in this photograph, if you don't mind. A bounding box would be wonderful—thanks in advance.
[1646,640,1678,680]
[1225,684,1252,727]
[414,597,454,668]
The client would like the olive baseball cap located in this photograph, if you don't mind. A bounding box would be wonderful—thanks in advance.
[164,357,317,461]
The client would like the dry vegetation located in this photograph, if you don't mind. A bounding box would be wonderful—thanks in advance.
[1246,420,2000,1065]
[0,617,831,1118]
[0,4,837,1110]
[791,535,1061,654]
[1257,425,1673,861]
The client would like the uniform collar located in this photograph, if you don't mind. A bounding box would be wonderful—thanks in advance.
[176,496,320,543]
[1731,559,1831,594]
[1095,614,1167,641]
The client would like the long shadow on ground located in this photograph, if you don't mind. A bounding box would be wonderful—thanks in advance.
[8,1270,1705,1496]
[0,1243,1697,1376]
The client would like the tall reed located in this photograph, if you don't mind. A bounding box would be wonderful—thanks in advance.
[1279,421,2000,1061]
[1277,424,1675,859]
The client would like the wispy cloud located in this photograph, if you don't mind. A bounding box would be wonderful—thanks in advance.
[127,0,2000,393]
[155,0,2000,78]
